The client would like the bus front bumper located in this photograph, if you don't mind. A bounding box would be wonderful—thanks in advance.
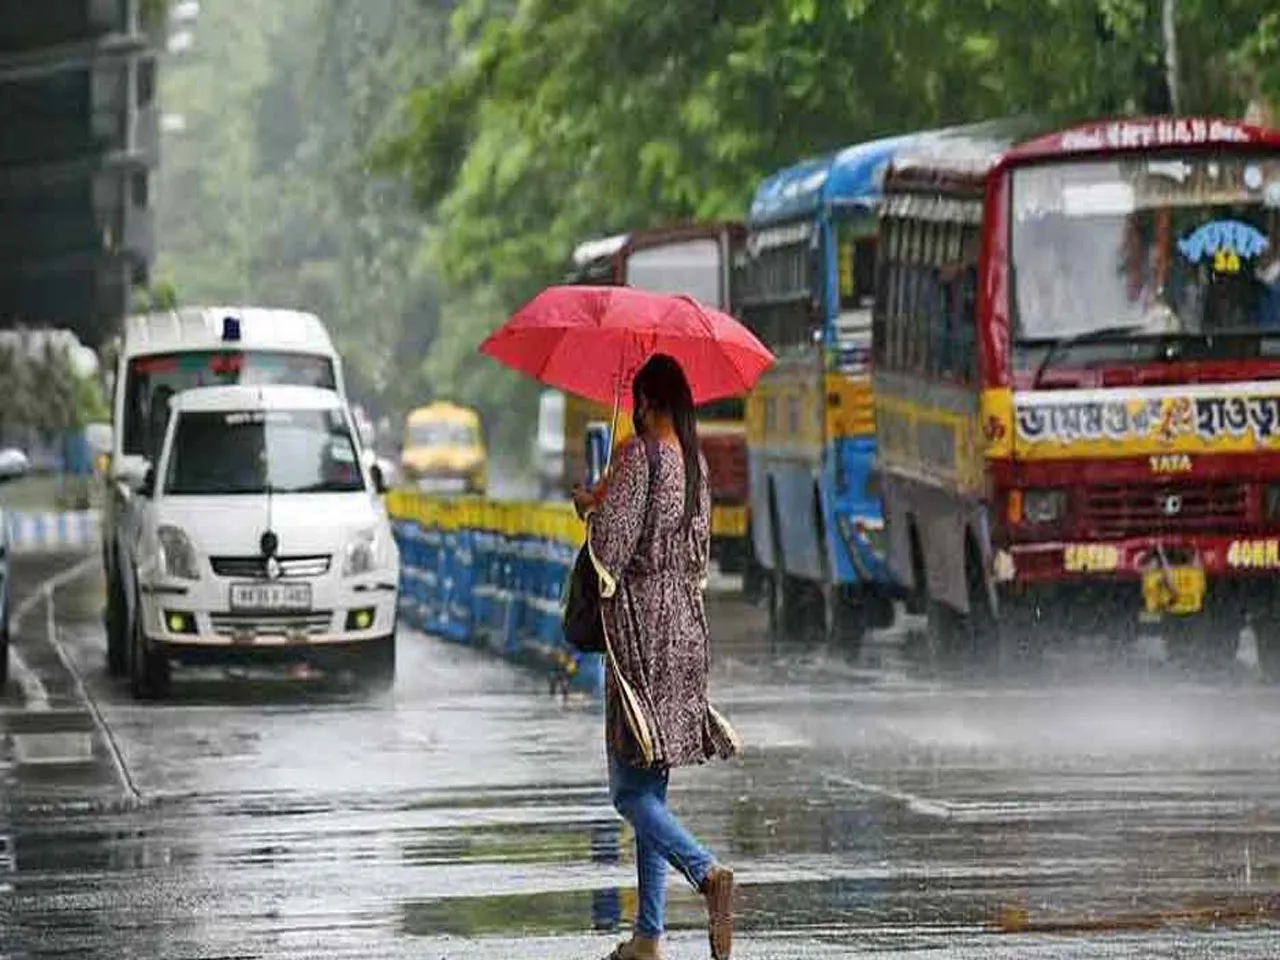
[995,534,1280,622]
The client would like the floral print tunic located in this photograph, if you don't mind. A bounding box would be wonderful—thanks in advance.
[588,435,740,769]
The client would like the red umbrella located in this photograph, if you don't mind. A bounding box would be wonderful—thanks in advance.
[479,285,774,409]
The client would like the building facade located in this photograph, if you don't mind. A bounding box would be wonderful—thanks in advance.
[0,0,163,348]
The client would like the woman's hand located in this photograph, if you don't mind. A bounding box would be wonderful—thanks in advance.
[572,481,605,519]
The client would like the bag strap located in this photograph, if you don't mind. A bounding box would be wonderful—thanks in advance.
[597,435,664,768]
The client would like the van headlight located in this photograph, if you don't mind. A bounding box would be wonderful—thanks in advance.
[157,525,201,581]
[343,528,384,577]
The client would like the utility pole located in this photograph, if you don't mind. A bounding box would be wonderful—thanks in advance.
[1162,0,1180,114]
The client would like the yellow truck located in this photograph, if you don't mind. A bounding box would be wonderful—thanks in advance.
[400,402,487,495]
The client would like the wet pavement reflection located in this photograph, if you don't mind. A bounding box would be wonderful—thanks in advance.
[5,557,1280,957]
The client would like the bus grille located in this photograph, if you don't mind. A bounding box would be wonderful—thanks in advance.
[1079,483,1248,537]
[700,434,747,504]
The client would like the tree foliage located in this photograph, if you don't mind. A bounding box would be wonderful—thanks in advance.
[154,1,1280,462]
[384,0,1280,307]
[154,0,450,427]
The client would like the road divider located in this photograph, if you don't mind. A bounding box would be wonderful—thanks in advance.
[5,510,100,555]
[387,490,606,698]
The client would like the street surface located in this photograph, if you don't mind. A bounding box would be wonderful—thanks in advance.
[5,555,1280,958]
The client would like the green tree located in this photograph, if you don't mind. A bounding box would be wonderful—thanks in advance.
[154,0,451,430]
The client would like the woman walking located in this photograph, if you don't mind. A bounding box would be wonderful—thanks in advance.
[574,354,741,960]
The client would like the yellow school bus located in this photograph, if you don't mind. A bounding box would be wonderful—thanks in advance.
[400,401,487,495]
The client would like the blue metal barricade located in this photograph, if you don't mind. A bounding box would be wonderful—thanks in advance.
[389,491,605,699]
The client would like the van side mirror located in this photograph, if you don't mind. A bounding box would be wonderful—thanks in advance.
[139,465,156,499]
[370,463,388,495]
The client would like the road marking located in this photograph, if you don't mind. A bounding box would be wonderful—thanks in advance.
[826,773,957,820]
[42,617,143,804]
[8,647,47,710]
[4,556,140,789]
[8,556,97,711]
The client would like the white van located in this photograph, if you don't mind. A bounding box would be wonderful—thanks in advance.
[128,384,398,699]
[101,307,360,680]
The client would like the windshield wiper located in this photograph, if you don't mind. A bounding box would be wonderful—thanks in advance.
[288,481,362,494]
[1031,323,1151,390]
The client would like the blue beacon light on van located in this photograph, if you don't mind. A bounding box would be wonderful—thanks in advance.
[222,316,242,342]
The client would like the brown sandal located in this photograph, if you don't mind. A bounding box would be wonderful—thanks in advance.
[603,936,661,960]
[701,864,735,958]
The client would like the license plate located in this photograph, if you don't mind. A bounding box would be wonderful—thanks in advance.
[229,582,312,612]
[711,505,747,539]
[1141,566,1205,616]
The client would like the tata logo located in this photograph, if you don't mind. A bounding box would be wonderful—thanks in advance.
[265,556,282,581]
[1160,494,1184,517]
[1149,454,1192,475]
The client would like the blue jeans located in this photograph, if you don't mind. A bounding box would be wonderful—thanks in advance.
[608,754,715,938]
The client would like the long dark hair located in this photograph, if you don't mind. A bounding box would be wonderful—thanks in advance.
[632,353,701,529]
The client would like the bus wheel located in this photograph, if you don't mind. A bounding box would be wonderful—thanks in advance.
[925,540,1002,671]
[1162,617,1239,672]
[1252,619,1280,681]
[905,522,927,616]
[820,586,868,654]
[741,544,764,605]
[766,563,792,641]
[765,502,799,642]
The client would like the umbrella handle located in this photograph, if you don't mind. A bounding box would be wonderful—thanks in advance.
[604,352,627,474]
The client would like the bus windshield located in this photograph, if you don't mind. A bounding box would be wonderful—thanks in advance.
[625,238,725,310]
[408,421,477,448]
[124,351,337,458]
[1010,153,1280,364]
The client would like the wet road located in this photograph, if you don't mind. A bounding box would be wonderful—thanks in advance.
[5,556,1280,957]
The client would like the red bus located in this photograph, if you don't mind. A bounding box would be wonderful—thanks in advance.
[562,223,753,574]
[872,116,1280,672]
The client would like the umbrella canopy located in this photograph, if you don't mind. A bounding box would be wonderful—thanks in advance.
[479,285,774,409]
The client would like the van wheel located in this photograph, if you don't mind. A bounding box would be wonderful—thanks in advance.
[106,576,128,677]
[129,612,171,701]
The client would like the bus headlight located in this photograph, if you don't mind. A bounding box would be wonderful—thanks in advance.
[1019,489,1066,526]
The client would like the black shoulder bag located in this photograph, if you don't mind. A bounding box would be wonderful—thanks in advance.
[563,437,660,654]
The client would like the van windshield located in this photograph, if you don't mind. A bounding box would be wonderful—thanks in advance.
[123,351,337,458]
[164,408,363,496]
